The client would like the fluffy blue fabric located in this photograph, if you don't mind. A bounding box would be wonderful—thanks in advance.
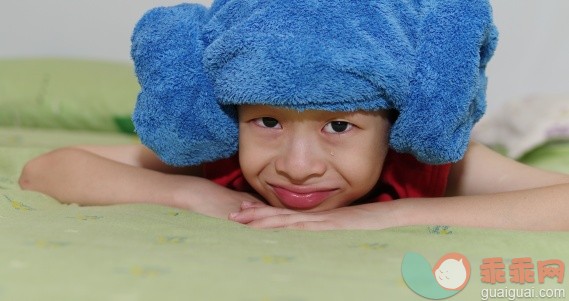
[131,0,498,166]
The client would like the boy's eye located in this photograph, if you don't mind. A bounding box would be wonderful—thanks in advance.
[323,121,353,133]
[253,117,281,129]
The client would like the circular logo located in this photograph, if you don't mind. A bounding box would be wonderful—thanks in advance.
[402,252,471,299]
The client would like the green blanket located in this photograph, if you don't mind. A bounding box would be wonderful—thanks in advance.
[2,59,569,301]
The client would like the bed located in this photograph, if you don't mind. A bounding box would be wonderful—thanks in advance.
[1,59,568,300]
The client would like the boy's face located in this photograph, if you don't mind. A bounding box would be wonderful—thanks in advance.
[238,105,391,212]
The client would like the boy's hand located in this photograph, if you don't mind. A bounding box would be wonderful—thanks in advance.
[228,201,400,230]
[173,177,265,219]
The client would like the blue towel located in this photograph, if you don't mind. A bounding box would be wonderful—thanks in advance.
[131,0,498,166]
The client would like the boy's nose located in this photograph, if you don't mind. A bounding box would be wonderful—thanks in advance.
[274,134,327,183]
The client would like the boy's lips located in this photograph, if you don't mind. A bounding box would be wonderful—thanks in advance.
[270,185,338,210]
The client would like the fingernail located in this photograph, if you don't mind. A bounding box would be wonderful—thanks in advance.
[241,201,253,208]
[228,212,239,220]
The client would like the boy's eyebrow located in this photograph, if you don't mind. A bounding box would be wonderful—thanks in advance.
[239,106,387,124]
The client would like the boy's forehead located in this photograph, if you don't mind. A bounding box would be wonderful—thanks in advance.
[237,104,387,119]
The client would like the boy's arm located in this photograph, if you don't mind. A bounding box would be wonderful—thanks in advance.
[445,141,569,197]
[230,141,569,231]
[71,144,202,175]
[19,145,262,218]
[418,140,569,230]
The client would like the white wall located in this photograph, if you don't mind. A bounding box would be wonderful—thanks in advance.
[487,0,569,111]
[0,0,211,62]
[1,0,568,111]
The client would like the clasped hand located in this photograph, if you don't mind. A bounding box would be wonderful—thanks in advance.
[228,201,397,230]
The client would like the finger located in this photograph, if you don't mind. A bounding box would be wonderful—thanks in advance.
[228,205,292,224]
[240,200,267,209]
[284,221,335,231]
[246,213,323,229]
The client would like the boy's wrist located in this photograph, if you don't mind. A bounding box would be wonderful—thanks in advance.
[387,198,427,228]
[168,175,205,211]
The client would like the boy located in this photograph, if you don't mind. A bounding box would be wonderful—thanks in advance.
[18,0,569,231]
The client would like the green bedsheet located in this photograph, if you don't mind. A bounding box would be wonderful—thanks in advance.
[2,60,569,300]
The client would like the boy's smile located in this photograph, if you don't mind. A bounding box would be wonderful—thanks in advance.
[270,184,338,210]
[238,105,391,211]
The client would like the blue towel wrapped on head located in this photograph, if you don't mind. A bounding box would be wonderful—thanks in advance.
[131,0,498,166]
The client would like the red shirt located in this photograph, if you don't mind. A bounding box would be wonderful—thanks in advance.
[202,150,451,203]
